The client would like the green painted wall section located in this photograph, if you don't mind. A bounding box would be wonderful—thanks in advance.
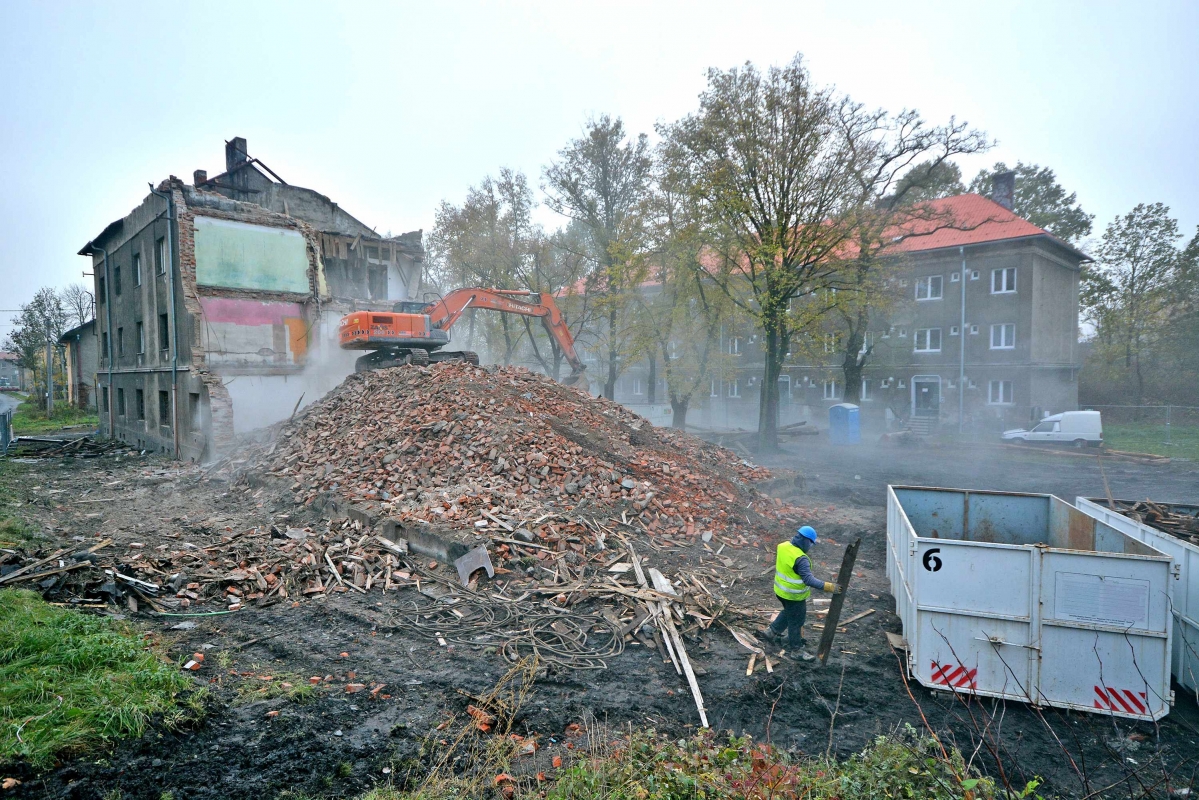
[194,216,310,293]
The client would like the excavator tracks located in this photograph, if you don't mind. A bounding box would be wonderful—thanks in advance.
[355,348,477,372]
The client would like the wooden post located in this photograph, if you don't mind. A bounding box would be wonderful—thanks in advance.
[816,537,861,664]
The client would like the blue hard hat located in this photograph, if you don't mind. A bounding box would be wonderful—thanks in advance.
[797,526,818,543]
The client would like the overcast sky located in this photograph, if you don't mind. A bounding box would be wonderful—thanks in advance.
[2,0,1197,338]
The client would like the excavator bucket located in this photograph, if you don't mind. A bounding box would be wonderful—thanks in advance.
[561,368,587,388]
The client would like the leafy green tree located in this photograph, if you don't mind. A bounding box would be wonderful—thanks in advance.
[663,55,862,450]
[633,145,735,428]
[666,53,987,449]
[3,288,68,408]
[1082,203,1180,405]
[428,169,540,364]
[889,159,965,203]
[968,161,1093,243]
[543,116,653,399]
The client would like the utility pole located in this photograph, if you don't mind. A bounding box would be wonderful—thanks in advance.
[957,246,967,434]
[44,321,54,416]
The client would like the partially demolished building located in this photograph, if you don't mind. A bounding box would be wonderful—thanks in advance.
[80,137,425,461]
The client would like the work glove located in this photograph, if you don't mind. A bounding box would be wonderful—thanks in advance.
[823,582,842,594]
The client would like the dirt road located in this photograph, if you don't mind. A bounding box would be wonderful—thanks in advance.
[758,437,1199,507]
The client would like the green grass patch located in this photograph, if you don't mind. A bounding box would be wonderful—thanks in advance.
[11,404,99,435]
[1104,422,1199,460]
[0,589,198,768]
[0,460,42,550]
[233,669,319,704]
[364,726,1016,800]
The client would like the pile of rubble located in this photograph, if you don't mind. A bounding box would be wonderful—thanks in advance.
[244,363,792,546]
[5,364,806,658]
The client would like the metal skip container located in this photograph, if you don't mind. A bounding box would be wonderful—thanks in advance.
[1075,497,1199,701]
[886,486,1174,720]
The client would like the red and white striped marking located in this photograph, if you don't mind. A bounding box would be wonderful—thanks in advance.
[930,661,978,690]
[1093,686,1148,716]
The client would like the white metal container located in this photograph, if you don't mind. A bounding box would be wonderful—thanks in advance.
[1075,497,1199,701]
[887,485,1174,720]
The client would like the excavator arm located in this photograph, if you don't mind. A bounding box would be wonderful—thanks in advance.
[423,288,587,384]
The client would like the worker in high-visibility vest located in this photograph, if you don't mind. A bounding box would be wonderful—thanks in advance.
[760,526,840,657]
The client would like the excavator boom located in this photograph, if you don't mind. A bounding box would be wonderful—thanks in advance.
[338,287,587,385]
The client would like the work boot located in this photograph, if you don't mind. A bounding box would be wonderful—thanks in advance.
[779,647,815,663]
[758,628,781,645]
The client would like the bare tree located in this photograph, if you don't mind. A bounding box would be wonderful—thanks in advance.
[60,283,95,328]
[830,106,989,398]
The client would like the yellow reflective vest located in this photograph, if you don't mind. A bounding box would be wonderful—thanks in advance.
[774,541,812,601]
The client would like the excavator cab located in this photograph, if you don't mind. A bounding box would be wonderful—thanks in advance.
[391,301,431,314]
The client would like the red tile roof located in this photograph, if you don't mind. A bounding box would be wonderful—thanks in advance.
[886,193,1085,259]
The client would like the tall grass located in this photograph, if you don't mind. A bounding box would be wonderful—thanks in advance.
[0,589,197,768]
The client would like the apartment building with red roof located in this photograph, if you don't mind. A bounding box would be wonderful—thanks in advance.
[611,175,1091,433]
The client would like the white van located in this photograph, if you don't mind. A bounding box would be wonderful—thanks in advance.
[1002,410,1103,447]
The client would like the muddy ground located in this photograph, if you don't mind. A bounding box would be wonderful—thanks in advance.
[5,441,1199,800]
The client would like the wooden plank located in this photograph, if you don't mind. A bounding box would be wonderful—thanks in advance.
[649,568,709,728]
[0,547,71,585]
[816,537,861,664]
[841,608,875,625]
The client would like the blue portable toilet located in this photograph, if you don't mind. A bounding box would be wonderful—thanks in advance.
[828,403,861,445]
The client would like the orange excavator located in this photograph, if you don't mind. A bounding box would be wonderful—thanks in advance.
[338,288,587,385]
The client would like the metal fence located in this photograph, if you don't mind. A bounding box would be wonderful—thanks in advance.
[1081,404,1199,447]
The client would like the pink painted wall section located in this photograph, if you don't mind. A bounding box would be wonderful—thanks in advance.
[199,296,305,324]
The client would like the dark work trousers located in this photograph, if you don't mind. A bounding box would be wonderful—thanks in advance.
[767,596,808,648]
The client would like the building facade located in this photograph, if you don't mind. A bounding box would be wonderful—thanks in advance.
[58,320,98,409]
[0,352,25,391]
[80,137,426,461]
[611,190,1088,433]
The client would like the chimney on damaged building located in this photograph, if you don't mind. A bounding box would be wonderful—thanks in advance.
[991,170,1015,211]
[193,169,207,186]
[225,137,248,172]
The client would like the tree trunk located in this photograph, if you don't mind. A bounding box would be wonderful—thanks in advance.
[757,316,784,452]
[647,354,657,404]
[671,396,689,429]
[604,308,618,400]
[842,331,864,406]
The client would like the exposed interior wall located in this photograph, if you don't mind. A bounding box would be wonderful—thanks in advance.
[194,216,311,294]
[197,296,308,369]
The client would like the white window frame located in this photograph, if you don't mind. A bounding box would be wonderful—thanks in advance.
[969,324,979,335]
[950,326,960,336]
[860,378,873,401]
[156,238,168,276]
[991,267,1017,294]
[728,337,742,355]
[970,270,980,280]
[727,379,740,398]
[859,331,874,354]
[778,375,791,398]
[990,323,1016,350]
[950,272,960,282]
[914,328,942,353]
[709,379,719,398]
[133,252,142,287]
[632,378,644,396]
[915,275,943,301]
[823,379,838,400]
[898,328,907,338]
[988,379,1013,405]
